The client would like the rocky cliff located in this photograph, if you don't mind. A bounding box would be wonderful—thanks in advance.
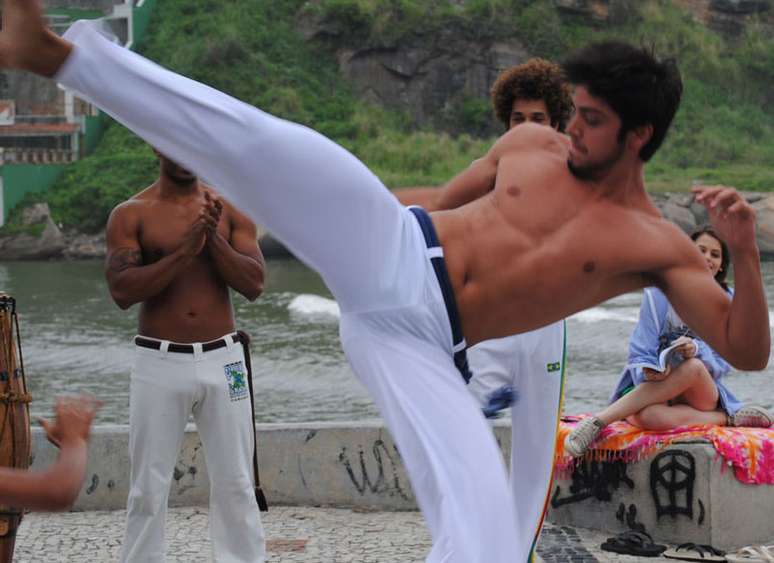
[298,0,772,133]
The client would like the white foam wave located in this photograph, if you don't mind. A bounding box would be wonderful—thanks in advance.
[288,294,341,321]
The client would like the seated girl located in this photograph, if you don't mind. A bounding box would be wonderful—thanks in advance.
[565,227,772,457]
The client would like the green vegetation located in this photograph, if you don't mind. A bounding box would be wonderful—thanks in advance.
[0,222,45,238]
[40,0,774,232]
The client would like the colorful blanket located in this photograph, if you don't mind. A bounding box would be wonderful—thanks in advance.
[556,415,774,485]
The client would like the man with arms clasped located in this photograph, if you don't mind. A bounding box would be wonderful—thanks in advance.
[105,149,266,562]
[5,4,769,561]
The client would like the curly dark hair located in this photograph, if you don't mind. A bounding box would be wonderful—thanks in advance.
[491,58,574,132]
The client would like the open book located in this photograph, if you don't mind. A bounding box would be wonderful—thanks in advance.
[636,341,687,374]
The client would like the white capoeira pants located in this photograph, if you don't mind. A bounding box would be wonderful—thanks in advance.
[467,322,567,561]
[122,334,265,563]
[59,21,521,561]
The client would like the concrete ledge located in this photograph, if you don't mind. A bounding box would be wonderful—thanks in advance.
[30,422,512,512]
[34,423,772,550]
[547,440,774,550]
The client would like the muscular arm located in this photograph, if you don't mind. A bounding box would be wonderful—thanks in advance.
[105,204,198,309]
[207,207,265,301]
[661,241,769,371]
[394,155,498,211]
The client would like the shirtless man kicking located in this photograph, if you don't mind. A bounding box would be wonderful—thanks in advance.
[105,149,266,562]
[395,58,574,560]
[4,3,768,561]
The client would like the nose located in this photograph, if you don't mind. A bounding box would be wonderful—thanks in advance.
[566,113,581,139]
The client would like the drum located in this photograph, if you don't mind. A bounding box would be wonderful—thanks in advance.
[0,296,32,562]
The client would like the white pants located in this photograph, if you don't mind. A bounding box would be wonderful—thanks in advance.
[59,22,520,561]
[467,322,566,561]
[121,335,265,563]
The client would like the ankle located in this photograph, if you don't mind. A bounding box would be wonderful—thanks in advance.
[23,31,72,78]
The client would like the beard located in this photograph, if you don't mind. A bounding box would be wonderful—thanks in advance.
[567,141,626,181]
[163,163,197,186]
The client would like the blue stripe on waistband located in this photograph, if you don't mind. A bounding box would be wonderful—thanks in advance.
[408,206,472,384]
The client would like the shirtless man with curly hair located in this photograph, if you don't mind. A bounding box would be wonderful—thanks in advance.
[491,57,574,132]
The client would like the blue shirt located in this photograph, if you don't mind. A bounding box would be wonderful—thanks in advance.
[609,287,742,415]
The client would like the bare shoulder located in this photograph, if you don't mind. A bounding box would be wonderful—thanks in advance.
[637,213,704,274]
[106,185,161,238]
[110,185,157,218]
[493,123,569,157]
[107,199,142,227]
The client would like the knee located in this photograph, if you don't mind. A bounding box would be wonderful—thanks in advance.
[675,358,708,381]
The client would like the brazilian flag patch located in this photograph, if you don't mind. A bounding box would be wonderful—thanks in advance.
[547,361,561,373]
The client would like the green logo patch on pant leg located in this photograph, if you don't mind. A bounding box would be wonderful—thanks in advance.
[224,361,248,401]
[547,361,561,373]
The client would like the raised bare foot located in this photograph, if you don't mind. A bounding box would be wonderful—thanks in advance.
[0,0,71,76]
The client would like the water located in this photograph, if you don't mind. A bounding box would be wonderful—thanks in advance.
[1,260,773,425]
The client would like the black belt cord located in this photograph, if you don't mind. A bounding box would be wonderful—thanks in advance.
[236,331,268,512]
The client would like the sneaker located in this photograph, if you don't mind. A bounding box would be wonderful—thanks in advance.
[730,405,773,428]
[564,416,604,457]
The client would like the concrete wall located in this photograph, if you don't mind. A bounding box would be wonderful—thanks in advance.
[29,424,774,550]
[30,422,512,512]
[547,441,774,551]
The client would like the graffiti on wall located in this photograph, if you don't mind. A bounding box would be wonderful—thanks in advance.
[650,449,703,523]
[339,439,411,500]
[551,459,634,508]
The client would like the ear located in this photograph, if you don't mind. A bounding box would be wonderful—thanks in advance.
[627,124,653,154]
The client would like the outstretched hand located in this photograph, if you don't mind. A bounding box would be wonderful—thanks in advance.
[38,395,101,449]
[0,0,72,76]
[692,185,758,254]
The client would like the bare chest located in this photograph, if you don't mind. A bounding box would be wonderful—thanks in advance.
[137,204,230,261]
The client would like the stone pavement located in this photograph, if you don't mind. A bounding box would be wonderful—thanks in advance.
[12,506,677,562]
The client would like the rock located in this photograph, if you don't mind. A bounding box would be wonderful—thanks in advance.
[22,202,54,225]
[708,0,772,35]
[554,0,625,22]
[554,0,598,17]
[63,232,106,260]
[710,0,770,15]
[752,195,774,256]
[336,37,529,132]
[689,199,711,227]
[298,7,529,133]
[661,200,698,233]
[0,203,66,260]
[0,221,66,260]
